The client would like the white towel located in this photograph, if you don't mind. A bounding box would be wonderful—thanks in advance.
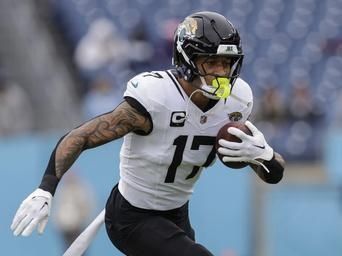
[63,209,105,256]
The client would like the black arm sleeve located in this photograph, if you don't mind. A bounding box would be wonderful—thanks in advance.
[38,135,66,195]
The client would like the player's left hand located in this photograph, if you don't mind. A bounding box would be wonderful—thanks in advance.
[217,120,274,163]
[10,188,52,237]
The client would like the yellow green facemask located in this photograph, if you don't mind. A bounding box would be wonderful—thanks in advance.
[211,77,231,99]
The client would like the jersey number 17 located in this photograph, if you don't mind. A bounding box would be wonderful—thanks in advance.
[165,135,216,183]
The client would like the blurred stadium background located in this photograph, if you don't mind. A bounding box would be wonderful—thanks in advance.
[0,0,341,255]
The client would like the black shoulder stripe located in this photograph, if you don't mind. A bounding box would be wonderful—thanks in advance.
[166,70,185,100]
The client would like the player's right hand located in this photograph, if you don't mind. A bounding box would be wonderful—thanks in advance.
[11,188,52,237]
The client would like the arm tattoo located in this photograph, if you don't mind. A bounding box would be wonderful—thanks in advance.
[54,101,151,178]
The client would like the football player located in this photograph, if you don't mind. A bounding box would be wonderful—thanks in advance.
[11,11,285,256]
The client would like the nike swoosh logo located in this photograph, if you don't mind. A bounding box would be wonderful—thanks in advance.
[40,202,49,210]
[130,81,139,88]
[254,145,265,149]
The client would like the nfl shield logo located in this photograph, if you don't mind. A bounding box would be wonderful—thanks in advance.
[200,115,207,124]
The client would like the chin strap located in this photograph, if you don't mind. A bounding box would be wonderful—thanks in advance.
[184,89,202,120]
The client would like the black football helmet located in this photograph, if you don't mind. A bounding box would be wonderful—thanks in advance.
[173,11,244,99]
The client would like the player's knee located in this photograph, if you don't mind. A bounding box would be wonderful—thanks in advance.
[182,243,213,256]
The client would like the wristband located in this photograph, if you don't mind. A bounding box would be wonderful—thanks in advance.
[262,155,284,183]
[264,154,283,171]
[39,174,59,196]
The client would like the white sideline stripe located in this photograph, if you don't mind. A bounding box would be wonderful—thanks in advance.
[63,209,105,256]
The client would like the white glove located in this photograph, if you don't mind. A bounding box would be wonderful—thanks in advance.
[217,121,274,170]
[11,188,52,237]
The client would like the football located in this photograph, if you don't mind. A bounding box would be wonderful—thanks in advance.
[215,122,252,169]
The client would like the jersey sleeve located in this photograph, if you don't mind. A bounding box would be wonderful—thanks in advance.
[123,72,167,135]
[123,72,163,113]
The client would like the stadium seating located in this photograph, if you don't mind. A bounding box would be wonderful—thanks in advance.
[49,0,342,161]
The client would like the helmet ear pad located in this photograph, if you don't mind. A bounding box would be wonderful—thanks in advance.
[176,64,196,82]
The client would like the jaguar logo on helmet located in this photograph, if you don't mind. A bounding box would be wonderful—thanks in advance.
[178,17,198,42]
[228,112,243,121]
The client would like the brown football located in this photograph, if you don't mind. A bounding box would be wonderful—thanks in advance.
[215,122,252,169]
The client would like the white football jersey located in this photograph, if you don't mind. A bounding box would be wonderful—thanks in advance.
[119,70,253,210]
